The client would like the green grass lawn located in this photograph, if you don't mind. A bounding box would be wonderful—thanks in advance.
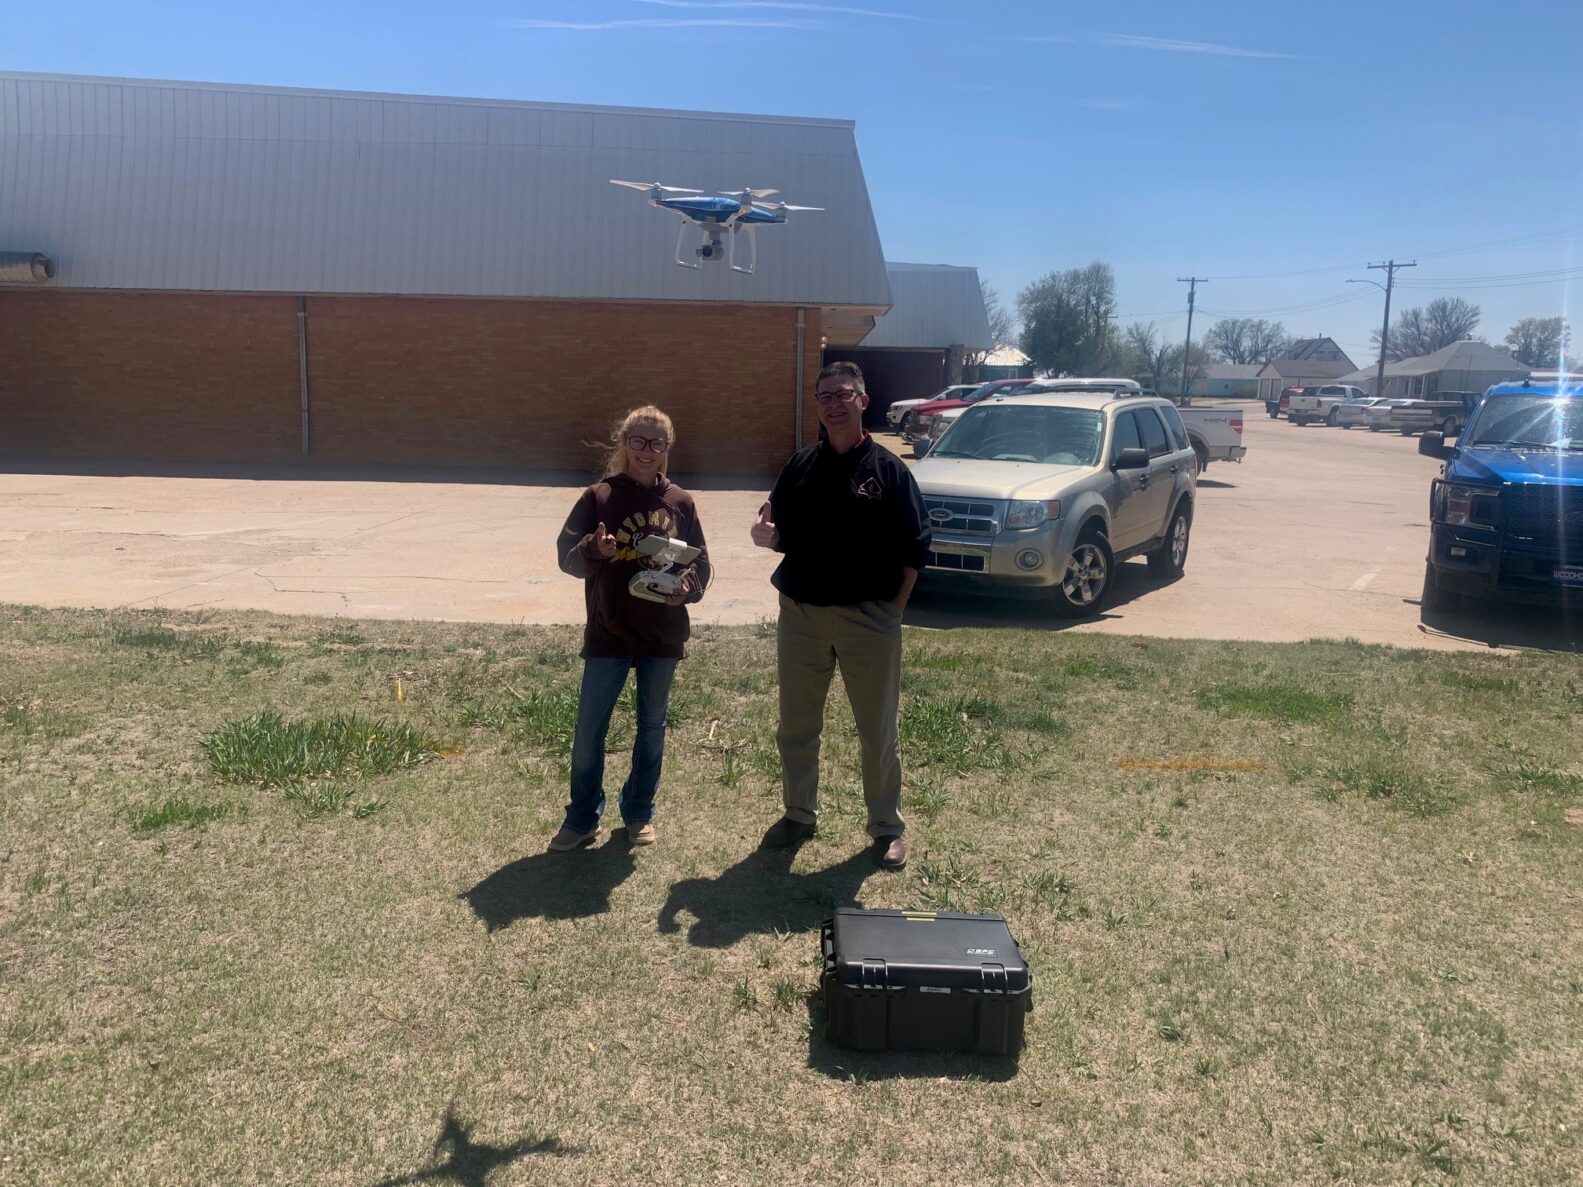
[2,604,1581,1185]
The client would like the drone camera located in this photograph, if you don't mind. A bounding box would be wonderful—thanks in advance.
[696,241,721,260]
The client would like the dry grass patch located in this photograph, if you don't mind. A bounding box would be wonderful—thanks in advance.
[1,606,1581,1185]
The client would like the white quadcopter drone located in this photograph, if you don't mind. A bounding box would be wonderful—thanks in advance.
[610,180,823,274]
[628,533,704,603]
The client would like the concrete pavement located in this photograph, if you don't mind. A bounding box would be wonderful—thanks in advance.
[2,415,1579,651]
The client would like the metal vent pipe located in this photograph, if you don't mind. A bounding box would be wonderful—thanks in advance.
[0,252,56,283]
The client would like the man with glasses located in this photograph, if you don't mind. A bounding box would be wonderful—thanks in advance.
[750,361,930,870]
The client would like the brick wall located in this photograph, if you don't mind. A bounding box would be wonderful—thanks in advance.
[0,291,302,461]
[0,290,821,477]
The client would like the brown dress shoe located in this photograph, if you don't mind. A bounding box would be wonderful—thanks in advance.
[872,835,907,870]
[759,816,817,849]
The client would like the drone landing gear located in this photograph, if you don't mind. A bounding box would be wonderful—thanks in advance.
[668,218,757,275]
[672,215,701,270]
[728,225,757,275]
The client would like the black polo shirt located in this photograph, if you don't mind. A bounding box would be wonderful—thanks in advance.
[768,435,931,605]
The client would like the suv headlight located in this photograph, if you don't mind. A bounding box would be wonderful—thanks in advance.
[1444,483,1499,527]
[1005,499,1061,530]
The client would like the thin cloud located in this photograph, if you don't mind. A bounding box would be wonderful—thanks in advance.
[509,17,811,29]
[633,0,932,19]
[1027,31,1293,60]
[1093,32,1293,59]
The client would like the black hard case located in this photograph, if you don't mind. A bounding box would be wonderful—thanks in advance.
[820,908,1032,1055]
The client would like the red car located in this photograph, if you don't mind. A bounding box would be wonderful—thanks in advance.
[903,378,1034,445]
[1267,385,1305,419]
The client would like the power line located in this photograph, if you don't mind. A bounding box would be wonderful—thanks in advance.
[1176,225,1580,286]
[1197,289,1373,317]
[1411,225,1583,262]
[1397,268,1583,291]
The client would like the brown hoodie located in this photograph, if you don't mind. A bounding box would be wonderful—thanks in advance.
[556,473,711,659]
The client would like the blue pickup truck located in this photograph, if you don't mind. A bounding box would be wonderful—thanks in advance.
[1419,380,1582,612]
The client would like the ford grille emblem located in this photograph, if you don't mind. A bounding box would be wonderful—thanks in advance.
[929,508,954,525]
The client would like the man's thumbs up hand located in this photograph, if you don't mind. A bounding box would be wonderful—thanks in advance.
[589,521,617,559]
[750,501,778,550]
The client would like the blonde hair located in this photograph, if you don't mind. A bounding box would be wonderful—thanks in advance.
[602,405,676,477]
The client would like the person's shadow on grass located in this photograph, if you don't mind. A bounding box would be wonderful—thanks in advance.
[461,834,637,932]
[370,1101,572,1186]
[657,846,872,948]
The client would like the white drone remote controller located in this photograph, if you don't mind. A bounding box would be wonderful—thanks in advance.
[628,534,702,603]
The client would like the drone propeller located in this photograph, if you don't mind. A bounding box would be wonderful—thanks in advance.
[610,179,704,194]
[722,187,779,199]
[752,202,825,213]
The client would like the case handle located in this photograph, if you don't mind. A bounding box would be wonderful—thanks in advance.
[860,958,889,989]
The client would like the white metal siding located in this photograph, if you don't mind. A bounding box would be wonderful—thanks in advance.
[860,262,992,349]
[0,73,892,307]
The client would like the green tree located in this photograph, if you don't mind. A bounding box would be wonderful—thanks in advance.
[1122,322,1173,391]
[1122,322,1213,396]
[1017,262,1118,376]
[1503,316,1570,368]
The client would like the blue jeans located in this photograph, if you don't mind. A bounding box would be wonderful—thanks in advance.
[564,656,678,834]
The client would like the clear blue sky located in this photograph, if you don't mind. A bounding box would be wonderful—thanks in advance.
[11,0,1583,365]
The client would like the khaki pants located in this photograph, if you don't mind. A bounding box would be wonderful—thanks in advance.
[775,594,905,838]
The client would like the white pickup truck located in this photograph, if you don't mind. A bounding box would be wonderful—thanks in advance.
[1178,404,1246,473]
[1286,384,1369,426]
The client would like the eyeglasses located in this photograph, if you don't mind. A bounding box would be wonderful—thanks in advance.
[814,389,861,405]
[626,436,669,453]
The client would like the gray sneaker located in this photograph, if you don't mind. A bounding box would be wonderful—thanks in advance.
[548,825,598,852]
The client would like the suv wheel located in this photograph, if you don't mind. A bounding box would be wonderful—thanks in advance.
[1148,504,1191,581]
[1326,407,1339,427]
[1441,416,1457,436]
[1420,561,1461,615]
[898,412,912,433]
[1052,528,1114,617]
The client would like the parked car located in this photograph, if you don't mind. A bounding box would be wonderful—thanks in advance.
[1335,396,1391,429]
[1286,384,1370,426]
[904,377,1034,447]
[912,391,1197,616]
[1419,381,1583,611]
[1389,392,1480,437]
[885,384,978,433]
[1266,386,1304,419]
[1364,398,1411,431]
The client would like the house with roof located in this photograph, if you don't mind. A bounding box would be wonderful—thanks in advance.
[0,72,896,476]
[1254,338,1357,404]
[822,261,993,426]
[1337,339,1531,399]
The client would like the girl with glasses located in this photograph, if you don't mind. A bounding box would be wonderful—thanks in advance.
[550,406,711,851]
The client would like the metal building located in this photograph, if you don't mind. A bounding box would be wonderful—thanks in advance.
[822,261,993,425]
[0,72,895,475]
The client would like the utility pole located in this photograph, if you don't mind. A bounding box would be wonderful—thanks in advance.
[1177,277,1207,404]
[1367,259,1415,396]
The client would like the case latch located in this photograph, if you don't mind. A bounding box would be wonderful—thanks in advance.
[860,958,889,989]
[980,963,1008,993]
